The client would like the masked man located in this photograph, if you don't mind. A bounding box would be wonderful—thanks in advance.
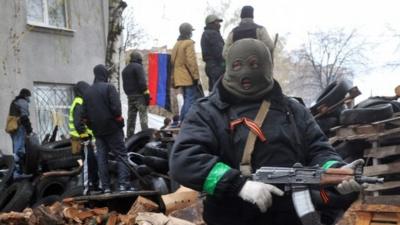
[170,39,366,225]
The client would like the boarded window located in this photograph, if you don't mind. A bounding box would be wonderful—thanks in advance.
[33,83,74,142]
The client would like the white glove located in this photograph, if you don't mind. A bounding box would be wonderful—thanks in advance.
[238,180,284,213]
[336,159,369,195]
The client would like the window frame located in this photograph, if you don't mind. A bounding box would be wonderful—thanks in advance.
[26,0,73,32]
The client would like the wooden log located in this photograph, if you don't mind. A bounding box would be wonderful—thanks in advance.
[106,213,118,225]
[169,201,205,225]
[119,214,135,225]
[34,206,64,225]
[161,186,200,215]
[127,196,159,216]
[92,207,109,215]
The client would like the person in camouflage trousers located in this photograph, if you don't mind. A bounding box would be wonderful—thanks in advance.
[122,51,150,138]
[127,95,148,137]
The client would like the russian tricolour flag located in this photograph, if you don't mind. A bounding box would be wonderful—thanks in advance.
[148,53,171,111]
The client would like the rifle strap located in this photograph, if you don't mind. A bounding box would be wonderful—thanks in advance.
[240,100,270,176]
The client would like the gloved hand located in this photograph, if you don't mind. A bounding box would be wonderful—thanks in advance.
[115,116,125,128]
[336,159,369,194]
[238,180,284,213]
[144,93,151,106]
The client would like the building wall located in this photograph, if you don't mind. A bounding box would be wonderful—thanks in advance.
[0,0,108,154]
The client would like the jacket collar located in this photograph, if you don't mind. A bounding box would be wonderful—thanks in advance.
[209,79,285,110]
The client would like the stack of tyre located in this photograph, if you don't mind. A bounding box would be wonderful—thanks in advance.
[124,128,178,194]
[0,136,82,212]
[310,79,400,162]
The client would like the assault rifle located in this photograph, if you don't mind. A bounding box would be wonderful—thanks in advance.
[251,163,383,225]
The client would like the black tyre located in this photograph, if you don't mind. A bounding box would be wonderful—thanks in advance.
[39,146,73,161]
[32,195,61,208]
[0,155,15,192]
[34,176,70,200]
[143,156,169,174]
[23,134,40,175]
[61,185,84,198]
[151,177,169,195]
[0,181,33,212]
[125,129,156,152]
[316,117,339,136]
[340,104,394,125]
[140,141,168,159]
[355,97,400,113]
[42,155,81,171]
[42,139,71,149]
[310,79,352,115]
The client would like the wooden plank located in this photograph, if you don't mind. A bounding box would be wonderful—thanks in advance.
[364,161,400,176]
[352,202,400,212]
[366,181,400,192]
[364,196,400,206]
[372,212,399,223]
[364,145,400,159]
[355,212,372,225]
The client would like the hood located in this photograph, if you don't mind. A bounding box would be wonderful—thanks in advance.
[74,81,90,97]
[93,64,109,83]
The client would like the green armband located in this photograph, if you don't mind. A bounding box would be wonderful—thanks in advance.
[203,162,231,195]
[322,160,339,169]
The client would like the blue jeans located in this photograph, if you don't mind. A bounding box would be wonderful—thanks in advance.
[10,126,26,173]
[95,129,130,189]
[180,85,201,122]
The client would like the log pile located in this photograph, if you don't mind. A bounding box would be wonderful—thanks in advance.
[0,188,205,225]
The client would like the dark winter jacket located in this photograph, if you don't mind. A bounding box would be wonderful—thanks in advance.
[170,80,345,225]
[73,81,90,134]
[122,60,148,96]
[201,26,224,63]
[83,65,123,136]
[9,96,32,134]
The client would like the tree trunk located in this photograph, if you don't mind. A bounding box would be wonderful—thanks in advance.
[106,0,127,91]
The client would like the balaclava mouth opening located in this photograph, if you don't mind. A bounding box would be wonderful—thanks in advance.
[222,38,274,101]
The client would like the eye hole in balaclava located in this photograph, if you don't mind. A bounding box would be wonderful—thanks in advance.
[248,55,259,69]
[232,60,242,71]
[222,38,274,101]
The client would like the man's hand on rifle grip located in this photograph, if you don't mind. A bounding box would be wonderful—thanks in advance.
[336,159,369,194]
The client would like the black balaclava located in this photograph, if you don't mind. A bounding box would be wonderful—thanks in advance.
[240,5,254,19]
[93,64,109,83]
[130,51,143,64]
[74,81,90,97]
[222,38,274,101]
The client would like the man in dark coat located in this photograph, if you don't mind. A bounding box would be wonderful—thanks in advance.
[223,5,274,59]
[83,64,131,193]
[170,39,366,225]
[201,15,225,92]
[7,88,32,177]
[122,51,149,138]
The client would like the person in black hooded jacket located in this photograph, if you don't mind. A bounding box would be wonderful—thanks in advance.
[82,64,131,193]
[170,39,366,225]
[201,15,225,91]
[122,51,149,138]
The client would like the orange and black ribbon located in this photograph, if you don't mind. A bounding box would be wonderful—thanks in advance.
[230,117,267,142]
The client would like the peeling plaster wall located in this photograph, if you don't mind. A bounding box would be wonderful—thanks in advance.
[0,0,108,154]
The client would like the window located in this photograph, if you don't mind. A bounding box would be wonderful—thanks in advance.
[26,0,69,29]
[34,83,74,141]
